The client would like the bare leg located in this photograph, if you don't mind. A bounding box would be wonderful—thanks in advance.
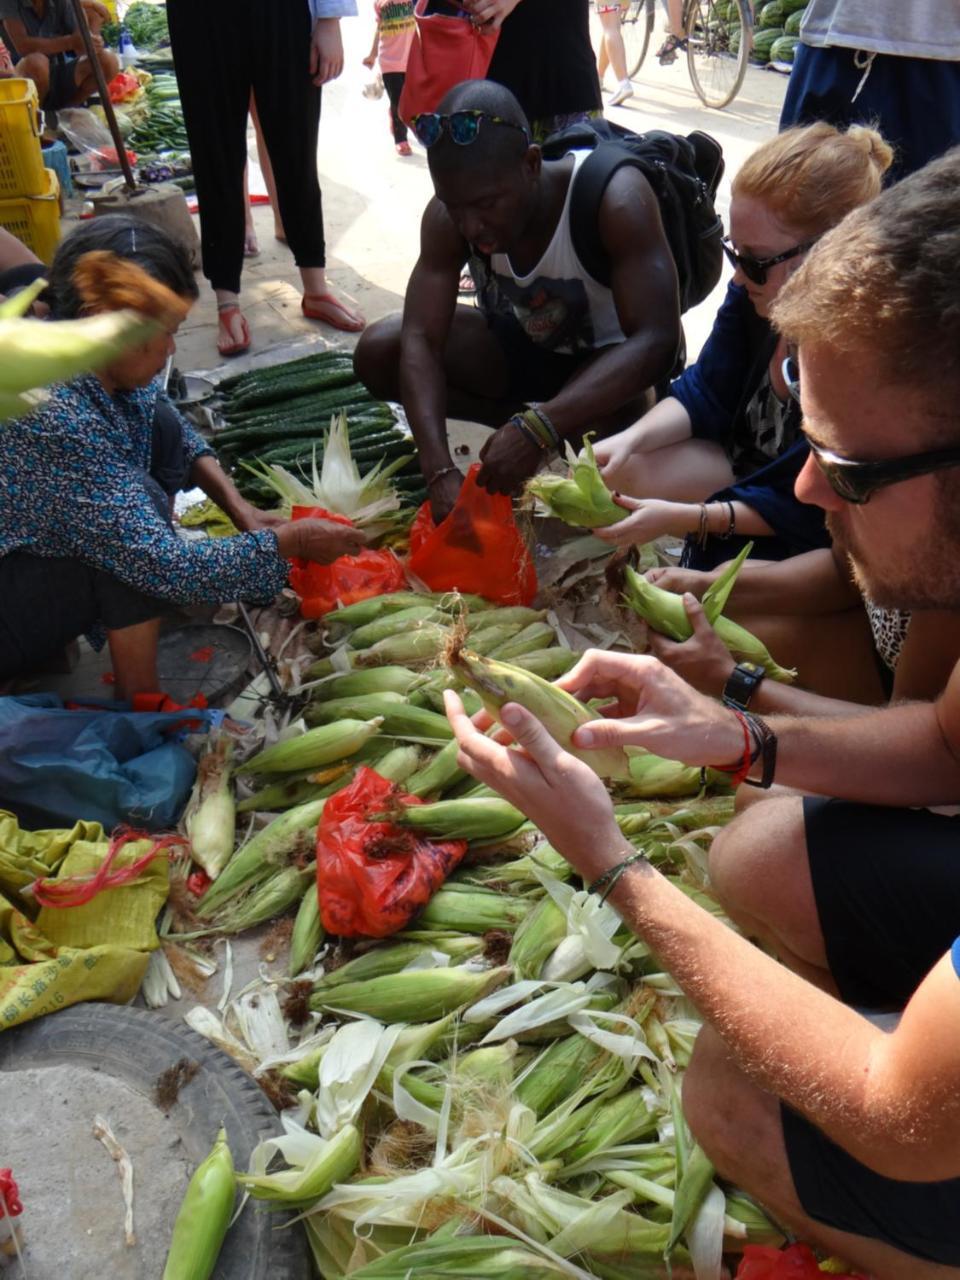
[107,618,161,700]
[242,161,259,257]
[684,1028,960,1280]
[731,608,886,705]
[604,436,735,501]
[71,50,119,106]
[599,9,629,82]
[15,53,50,103]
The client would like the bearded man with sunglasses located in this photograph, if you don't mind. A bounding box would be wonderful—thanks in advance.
[353,78,681,524]
[445,148,960,1276]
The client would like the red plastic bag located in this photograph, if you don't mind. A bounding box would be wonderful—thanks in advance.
[287,505,408,619]
[736,1245,865,1280]
[398,0,500,124]
[407,464,537,605]
[316,767,468,938]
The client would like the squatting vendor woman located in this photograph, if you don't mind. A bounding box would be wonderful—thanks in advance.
[0,217,363,699]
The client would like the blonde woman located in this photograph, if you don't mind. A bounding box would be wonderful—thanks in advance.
[593,122,893,570]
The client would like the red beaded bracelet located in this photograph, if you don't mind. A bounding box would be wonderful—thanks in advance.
[710,708,753,787]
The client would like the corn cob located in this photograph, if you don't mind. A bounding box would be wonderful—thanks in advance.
[515,988,619,1045]
[454,1040,522,1087]
[288,880,324,976]
[405,737,468,798]
[353,623,449,668]
[407,671,482,716]
[560,1086,659,1164]
[309,964,510,1022]
[236,718,382,775]
[512,647,578,679]
[447,646,632,781]
[466,622,525,655]
[236,1122,361,1207]
[210,863,315,934]
[347,1234,573,1279]
[304,691,407,720]
[185,736,235,879]
[376,796,525,841]
[325,591,438,630]
[467,606,546,631]
[372,744,423,785]
[346,606,446,649]
[514,1032,606,1117]
[309,666,422,702]
[417,886,528,933]
[525,435,622,528]
[236,764,349,814]
[313,941,447,990]
[161,1127,234,1280]
[488,621,557,660]
[508,895,568,979]
[307,699,454,742]
[197,796,328,916]
[626,752,719,798]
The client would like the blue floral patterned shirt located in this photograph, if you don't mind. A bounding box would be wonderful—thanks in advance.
[0,375,289,605]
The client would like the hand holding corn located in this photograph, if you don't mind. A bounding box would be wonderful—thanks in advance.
[555,648,746,768]
[645,592,738,697]
[591,496,700,548]
[444,689,627,875]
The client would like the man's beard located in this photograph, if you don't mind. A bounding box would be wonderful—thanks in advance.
[827,478,960,611]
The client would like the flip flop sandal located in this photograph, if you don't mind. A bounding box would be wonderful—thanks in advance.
[301,292,365,333]
[217,304,251,357]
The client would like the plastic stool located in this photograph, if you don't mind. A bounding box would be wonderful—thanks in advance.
[41,139,72,198]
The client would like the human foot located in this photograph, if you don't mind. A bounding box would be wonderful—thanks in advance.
[217,304,251,356]
[243,226,260,257]
[396,140,413,157]
[301,292,365,333]
[656,33,687,63]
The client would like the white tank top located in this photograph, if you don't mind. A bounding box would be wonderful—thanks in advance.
[485,151,626,357]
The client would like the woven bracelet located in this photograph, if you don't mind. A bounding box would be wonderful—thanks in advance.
[588,850,650,905]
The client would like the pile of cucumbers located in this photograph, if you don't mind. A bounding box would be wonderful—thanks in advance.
[214,350,428,509]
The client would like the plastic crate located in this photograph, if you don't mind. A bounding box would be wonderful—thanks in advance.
[0,169,61,263]
[0,78,46,198]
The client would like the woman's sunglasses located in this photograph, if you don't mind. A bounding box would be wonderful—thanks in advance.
[722,236,818,286]
[782,353,960,504]
[410,109,530,149]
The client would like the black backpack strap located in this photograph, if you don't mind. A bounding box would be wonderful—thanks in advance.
[568,143,645,288]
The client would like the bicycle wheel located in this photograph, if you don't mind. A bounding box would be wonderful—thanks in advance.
[621,0,656,78]
[685,0,752,109]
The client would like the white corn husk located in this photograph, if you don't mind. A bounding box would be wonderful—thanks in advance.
[315,1018,405,1139]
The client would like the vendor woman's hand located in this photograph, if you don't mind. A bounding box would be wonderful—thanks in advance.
[556,648,744,768]
[311,18,345,84]
[233,503,287,534]
[477,421,543,497]
[445,690,628,877]
[461,0,523,30]
[276,518,366,564]
[647,594,736,698]
[592,496,696,548]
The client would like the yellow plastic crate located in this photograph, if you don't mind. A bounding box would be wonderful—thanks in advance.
[0,78,47,198]
[0,168,61,263]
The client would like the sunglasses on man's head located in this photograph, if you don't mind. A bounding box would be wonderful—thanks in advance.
[410,109,530,149]
[781,353,960,504]
[722,236,818,286]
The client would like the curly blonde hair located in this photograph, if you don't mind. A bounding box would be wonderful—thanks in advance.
[772,147,960,405]
[733,121,893,239]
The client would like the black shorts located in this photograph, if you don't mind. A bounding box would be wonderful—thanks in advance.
[44,56,80,112]
[484,309,597,404]
[779,797,960,1266]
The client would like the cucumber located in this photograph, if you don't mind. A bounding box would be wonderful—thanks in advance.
[217,350,352,394]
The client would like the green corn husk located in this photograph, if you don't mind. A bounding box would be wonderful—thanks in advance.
[313,941,457,990]
[409,675,483,717]
[559,1087,659,1165]
[622,560,796,682]
[308,699,454,743]
[184,735,236,879]
[508,895,568,979]
[666,1142,716,1256]
[405,738,468,799]
[161,1127,234,1280]
[467,606,546,632]
[237,718,382,775]
[417,886,529,933]
[325,591,440,631]
[289,880,324,976]
[236,765,350,814]
[197,796,328,916]
[310,666,423,701]
[305,653,354,679]
[306,691,407,719]
[237,1122,362,1207]
[488,621,558,661]
[448,646,632,781]
[378,797,525,842]
[348,1234,573,1279]
[347,606,446,649]
[526,435,623,528]
[512,648,578,679]
[210,863,315,934]
[310,964,511,1022]
[354,624,450,668]
[625,752,728,799]
[454,1039,522,1087]
[372,744,423,785]
[467,622,526,655]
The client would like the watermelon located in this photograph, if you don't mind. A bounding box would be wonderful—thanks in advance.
[758,1,786,29]
[751,26,783,61]
[781,0,808,11]
[770,33,799,61]
[785,8,805,34]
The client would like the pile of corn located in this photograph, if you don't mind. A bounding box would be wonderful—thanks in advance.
[161,587,779,1276]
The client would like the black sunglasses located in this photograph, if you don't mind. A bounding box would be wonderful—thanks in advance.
[722,236,818,286]
[782,354,960,504]
[410,109,530,149]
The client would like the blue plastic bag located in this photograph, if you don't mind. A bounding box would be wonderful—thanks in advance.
[0,694,215,831]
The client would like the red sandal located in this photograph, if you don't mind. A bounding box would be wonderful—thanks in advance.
[301,292,365,333]
[217,303,251,357]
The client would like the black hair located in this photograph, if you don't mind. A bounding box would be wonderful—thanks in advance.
[47,214,199,319]
[427,78,533,177]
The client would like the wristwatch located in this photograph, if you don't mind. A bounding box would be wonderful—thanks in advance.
[722,661,766,711]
